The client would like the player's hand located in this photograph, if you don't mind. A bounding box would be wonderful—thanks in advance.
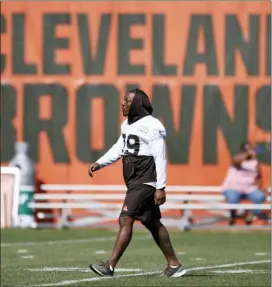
[154,189,166,205]
[88,162,100,177]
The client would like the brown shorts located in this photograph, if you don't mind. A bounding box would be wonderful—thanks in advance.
[120,184,161,223]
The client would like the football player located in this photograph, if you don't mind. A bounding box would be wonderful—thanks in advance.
[88,89,186,278]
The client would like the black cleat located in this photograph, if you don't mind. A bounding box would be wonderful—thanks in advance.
[162,264,187,278]
[89,260,114,277]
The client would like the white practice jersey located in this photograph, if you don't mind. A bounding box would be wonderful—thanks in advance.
[96,115,167,190]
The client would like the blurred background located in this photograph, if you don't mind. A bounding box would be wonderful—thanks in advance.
[1,1,271,230]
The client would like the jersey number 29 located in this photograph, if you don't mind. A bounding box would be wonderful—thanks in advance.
[122,134,140,155]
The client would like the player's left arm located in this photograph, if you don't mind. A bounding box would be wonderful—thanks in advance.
[88,135,123,177]
[149,124,167,205]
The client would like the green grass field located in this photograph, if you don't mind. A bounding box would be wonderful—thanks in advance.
[1,228,271,286]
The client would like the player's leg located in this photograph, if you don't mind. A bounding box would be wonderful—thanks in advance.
[89,189,138,277]
[142,218,186,277]
[139,185,186,277]
[142,218,179,265]
[108,215,135,268]
[89,215,135,277]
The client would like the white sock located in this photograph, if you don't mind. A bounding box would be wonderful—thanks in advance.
[170,265,179,268]
[109,264,114,271]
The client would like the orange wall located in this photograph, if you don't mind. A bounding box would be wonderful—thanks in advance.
[1,2,270,187]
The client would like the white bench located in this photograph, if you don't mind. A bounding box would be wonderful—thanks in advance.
[29,184,271,229]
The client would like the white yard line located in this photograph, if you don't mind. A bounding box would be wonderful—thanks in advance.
[211,269,269,274]
[95,250,107,255]
[27,267,142,273]
[28,260,271,287]
[1,235,151,247]
[177,252,187,255]
[17,249,29,253]
[187,260,271,271]
[27,271,159,286]
[115,268,143,272]
[28,268,87,272]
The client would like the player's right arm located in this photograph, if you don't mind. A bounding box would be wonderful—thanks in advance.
[88,134,124,177]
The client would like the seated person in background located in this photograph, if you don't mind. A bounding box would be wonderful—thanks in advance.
[221,141,268,225]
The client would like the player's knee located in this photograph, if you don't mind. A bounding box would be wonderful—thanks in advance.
[141,219,161,230]
[141,220,150,229]
[118,215,134,228]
